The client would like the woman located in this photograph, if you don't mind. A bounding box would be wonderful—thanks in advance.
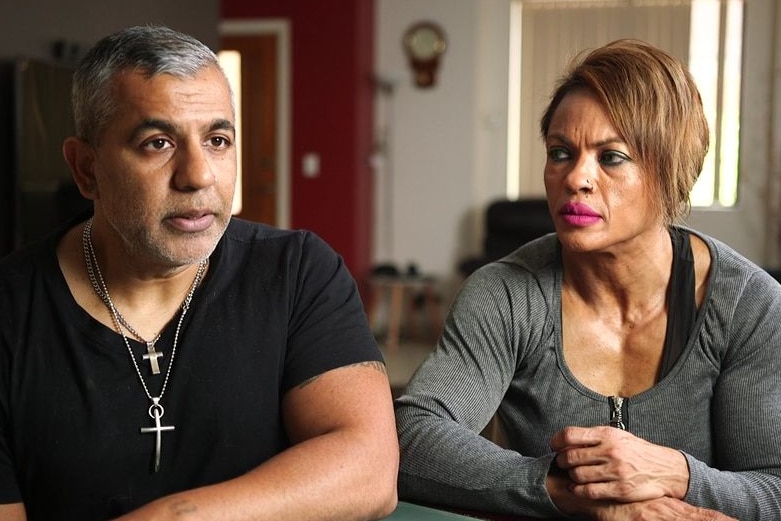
[395,39,781,521]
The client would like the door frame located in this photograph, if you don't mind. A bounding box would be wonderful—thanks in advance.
[220,19,291,229]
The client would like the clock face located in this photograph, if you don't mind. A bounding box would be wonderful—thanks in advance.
[405,23,446,61]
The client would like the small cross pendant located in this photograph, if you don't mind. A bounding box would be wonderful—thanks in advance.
[142,341,163,375]
[140,398,175,472]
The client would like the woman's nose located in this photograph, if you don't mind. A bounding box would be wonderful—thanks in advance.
[565,154,596,193]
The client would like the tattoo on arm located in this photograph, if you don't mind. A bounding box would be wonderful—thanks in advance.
[297,360,388,389]
[351,360,388,374]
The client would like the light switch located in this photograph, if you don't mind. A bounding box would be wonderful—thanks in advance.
[302,153,320,178]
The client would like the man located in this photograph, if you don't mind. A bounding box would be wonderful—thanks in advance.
[0,25,398,521]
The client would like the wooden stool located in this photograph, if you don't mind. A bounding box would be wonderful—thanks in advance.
[367,275,443,351]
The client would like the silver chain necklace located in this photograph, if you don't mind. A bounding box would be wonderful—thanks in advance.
[82,217,207,472]
[87,227,166,374]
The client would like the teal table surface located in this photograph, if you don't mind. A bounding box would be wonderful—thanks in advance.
[381,501,560,521]
[382,502,479,520]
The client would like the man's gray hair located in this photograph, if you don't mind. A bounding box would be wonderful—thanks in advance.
[72,25,226,144]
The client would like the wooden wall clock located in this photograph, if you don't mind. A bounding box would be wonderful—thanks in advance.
[403,21,447,88]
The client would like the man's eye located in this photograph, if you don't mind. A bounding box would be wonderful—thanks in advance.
[600,150,630,166]
[143,138,171,151]
[208,136,232,148]
[547,147,569,162]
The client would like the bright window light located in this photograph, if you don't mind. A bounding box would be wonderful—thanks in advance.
[217,50,243,215]
[688,0,743,208]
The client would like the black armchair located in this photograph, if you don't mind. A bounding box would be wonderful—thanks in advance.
[459,198,556,277]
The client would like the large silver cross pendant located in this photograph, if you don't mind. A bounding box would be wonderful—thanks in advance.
[140,398,175,472]
[142,341,163,374]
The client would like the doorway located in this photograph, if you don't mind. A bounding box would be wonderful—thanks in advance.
[220,20,291,228]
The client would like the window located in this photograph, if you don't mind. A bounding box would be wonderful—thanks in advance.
[508,0,744,208]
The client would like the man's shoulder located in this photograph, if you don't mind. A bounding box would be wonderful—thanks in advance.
[222,218,307,244]
[221,219,333,256]
[215,219,340,281]
[0,237,53,280]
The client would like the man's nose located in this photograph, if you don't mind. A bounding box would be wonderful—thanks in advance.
[174,143,215,191]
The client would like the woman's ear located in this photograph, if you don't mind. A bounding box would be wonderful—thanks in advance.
[62,136,98,200]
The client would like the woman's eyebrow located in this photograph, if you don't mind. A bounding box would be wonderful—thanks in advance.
[546,132,625,148]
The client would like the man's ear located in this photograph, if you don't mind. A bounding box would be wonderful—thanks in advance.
[62,136,98,200]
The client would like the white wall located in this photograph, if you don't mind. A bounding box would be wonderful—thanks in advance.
[374,0,512,285]
[375,0,781,282]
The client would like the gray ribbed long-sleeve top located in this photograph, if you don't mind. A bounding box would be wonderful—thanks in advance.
[395,228,781,520]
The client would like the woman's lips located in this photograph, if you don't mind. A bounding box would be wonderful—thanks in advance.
[559,202,601,226]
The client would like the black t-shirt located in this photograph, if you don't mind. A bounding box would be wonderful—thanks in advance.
[0,217,381,520]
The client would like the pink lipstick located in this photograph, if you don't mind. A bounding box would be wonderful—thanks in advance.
[559,202,601,227]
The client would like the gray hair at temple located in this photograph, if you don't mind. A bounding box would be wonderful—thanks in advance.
[71,25,229,144]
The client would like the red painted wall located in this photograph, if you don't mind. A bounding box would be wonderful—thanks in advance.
[221,0,375,288]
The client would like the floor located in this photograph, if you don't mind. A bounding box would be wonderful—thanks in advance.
[379,339,436,396]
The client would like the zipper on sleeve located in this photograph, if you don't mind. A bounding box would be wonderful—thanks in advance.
[608,395,627,430]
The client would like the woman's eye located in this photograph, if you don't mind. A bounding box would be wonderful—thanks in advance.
[548,147,570,162]
[600,150,630,166]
